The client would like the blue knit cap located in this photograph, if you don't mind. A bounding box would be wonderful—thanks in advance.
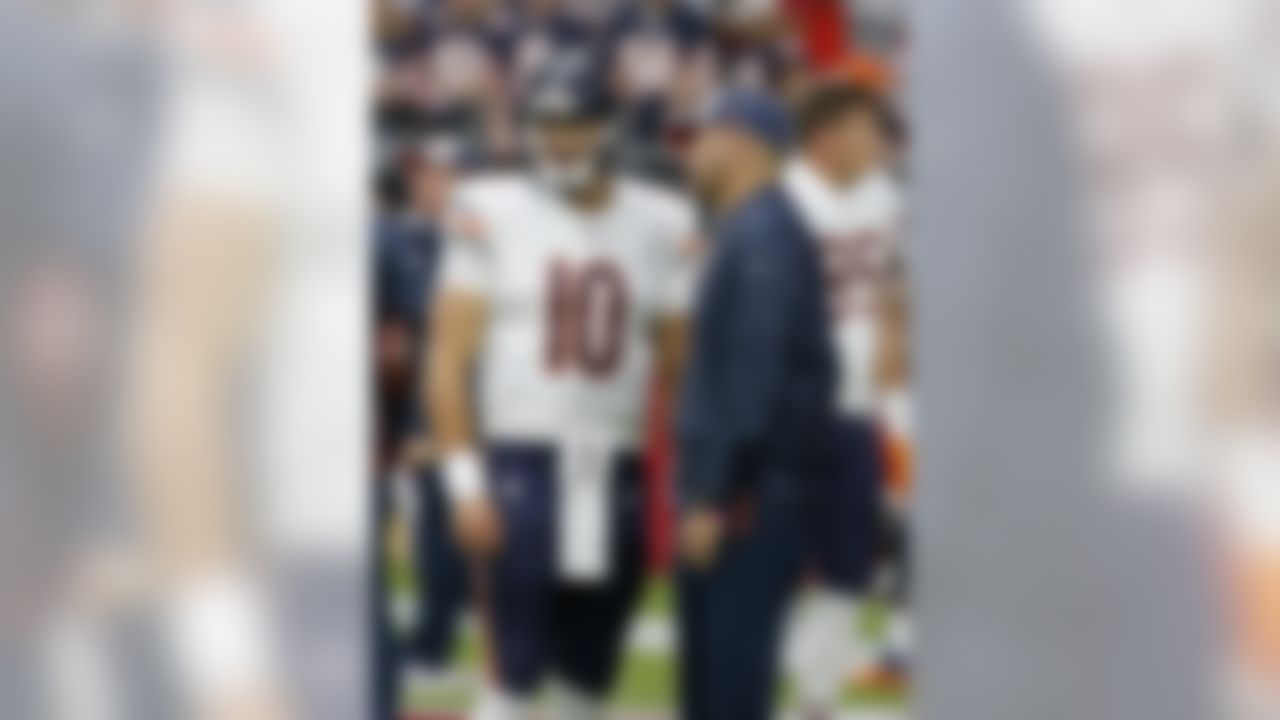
[704,89,793,153]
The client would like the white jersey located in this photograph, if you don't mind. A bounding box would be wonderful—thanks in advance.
[784,160,905,416]
[440,175,699,449]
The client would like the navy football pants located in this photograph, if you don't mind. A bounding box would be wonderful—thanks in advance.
[371,478,399,720]
[371,468,467,720]
[475,444,645,697]
[807,417,882,592]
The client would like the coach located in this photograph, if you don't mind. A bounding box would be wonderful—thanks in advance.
[676,90,839,720]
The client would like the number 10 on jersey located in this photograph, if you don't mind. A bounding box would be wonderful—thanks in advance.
[545,259,628,378]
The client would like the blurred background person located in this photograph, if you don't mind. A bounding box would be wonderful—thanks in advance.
[127,1,295,716]
[509,0,594,96]
[373,130,470,719]
[604,0,717,181]
[713,0,806,98]
[3,0,370,716]
[377,0,517,161]
[912,0,1248,718]
[0,0,164,717]
[128,1,366,719]
[780,80,907,719]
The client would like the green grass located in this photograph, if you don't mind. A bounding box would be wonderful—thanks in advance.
[402,579,907,715]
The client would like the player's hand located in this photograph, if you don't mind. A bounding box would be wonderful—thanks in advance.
[680,508,725,571]
[452,496,503,558]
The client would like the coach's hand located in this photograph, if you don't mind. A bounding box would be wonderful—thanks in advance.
[680,508,725,570]
[453,496,503,557]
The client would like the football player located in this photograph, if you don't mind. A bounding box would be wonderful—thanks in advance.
[425,56,698,720]
[781,81,909,718]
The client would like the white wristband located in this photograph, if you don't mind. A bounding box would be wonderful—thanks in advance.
[444,449,486,503]
[879,388,914,439]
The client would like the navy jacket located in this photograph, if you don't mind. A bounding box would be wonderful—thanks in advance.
[677,186,838,509]
[375,213,441,443]
[375,213,440,333]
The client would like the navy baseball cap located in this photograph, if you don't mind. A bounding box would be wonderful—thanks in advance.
[703,89,794,153]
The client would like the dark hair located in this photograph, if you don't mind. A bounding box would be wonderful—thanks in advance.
[796,83,884,142]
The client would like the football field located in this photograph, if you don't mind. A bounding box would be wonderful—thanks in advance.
[399,580,909,720]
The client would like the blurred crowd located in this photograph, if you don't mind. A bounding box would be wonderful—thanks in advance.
[372,0,903,218]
